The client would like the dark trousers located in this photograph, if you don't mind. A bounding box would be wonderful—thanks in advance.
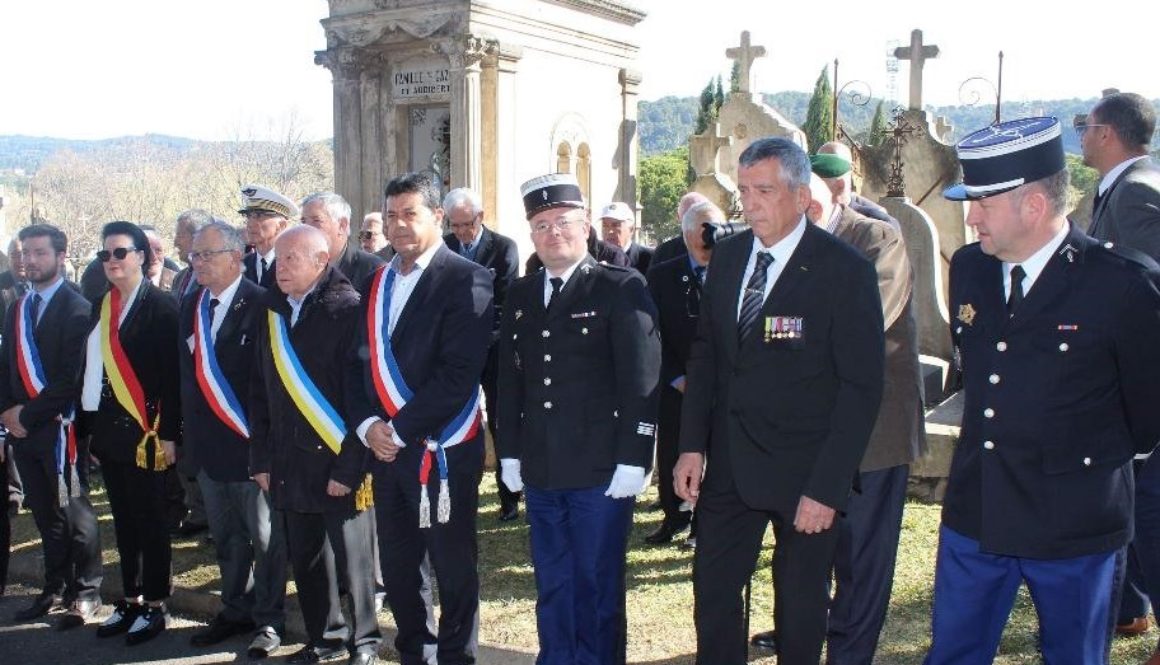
[284,507,380,654]
[1117,455,1160,638]
[101,459,172,601]
[925,525,1116,665]
[198,471,288,630]
[657,388,692,532]
[374,439,482,665]
[483,346,519,512]
[12,436,102,601]
[525,483,634,665]
[0,443,9,593]
[827,464,909,665]
[694,459,839,665]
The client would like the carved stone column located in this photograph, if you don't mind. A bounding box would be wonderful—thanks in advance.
[441,36,490,193]
[618,68,643,218]
[316,48,366,212]
[482,42,522,231]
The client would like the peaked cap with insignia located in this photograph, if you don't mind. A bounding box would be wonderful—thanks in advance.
[520,173,585,219]
[238,183,300,219]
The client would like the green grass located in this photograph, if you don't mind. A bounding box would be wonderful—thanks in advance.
[11,475,1158,663]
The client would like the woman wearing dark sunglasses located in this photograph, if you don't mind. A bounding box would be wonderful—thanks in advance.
[79,221,180,646]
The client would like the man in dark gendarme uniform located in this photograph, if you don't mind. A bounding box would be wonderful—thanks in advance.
[924,116,1160,664]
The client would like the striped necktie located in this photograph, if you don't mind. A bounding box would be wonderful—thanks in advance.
[738,252,773,340]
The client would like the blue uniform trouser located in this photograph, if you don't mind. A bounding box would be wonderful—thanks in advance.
[525,483,634,665]
[925,525,1117,665]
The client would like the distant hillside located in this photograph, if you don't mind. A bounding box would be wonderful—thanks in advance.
[0,134,199,173]
[638,94,1160,156]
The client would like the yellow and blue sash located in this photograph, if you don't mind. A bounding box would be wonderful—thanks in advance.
[267,309,345,454]
[193,289,249,438]
[366,265,482,526]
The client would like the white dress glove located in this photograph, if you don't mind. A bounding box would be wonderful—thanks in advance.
[499,458,524,493]
[605,464,647,499]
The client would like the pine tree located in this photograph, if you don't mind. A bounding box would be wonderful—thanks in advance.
[714,75,725,112]
[801,66,834,152]
[867,101,887,147]
[729,61,741,93]
[694,78,717,135]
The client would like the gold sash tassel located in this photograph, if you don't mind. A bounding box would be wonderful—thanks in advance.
[354,473,374,512]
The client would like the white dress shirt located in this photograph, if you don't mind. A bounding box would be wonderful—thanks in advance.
[1003,223,1070,300]
[736,217,808,320]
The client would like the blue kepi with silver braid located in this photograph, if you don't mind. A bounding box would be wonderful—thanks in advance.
[943,116,1066,201]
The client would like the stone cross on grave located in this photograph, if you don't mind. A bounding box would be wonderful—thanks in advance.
[690,126,731,175]
[726,31,767,94]
[893,29,940,110]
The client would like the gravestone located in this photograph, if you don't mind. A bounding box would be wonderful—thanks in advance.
[688,125,737,215]
[715,31,806,184]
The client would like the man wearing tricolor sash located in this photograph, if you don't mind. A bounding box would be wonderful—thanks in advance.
[250,226,380,665]
[179,222,288,659]
[497,173,661,665]
[347,171,493,665]
[0,224,102,629]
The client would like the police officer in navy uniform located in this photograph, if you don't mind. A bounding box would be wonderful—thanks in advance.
[497,173,661,665]
[924,117,1160,664]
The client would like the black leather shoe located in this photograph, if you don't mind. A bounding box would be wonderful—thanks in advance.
[498,504,520,522]
[96,600,141,638]
[13,591,59,621]
[247,626,282,659]
[57,598,100,630]
[750,630,778,650]
[644,520,690,545]
[190,615,255,646]
[348,652,377,665]
[125,605,167,646]
[287,644,348,664]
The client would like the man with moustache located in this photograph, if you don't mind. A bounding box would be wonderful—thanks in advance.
[181,222,287,658]
[301,192,385,288]
[0,224,102,628]
[441,186,521,521]
[359,212,394,262]
[240,185,296,288]
[347,171,492,665]
[674,137,884,665]
[498,173,661,664]
[251,226,379,665]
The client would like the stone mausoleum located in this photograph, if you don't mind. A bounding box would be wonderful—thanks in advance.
[315,0,645,258]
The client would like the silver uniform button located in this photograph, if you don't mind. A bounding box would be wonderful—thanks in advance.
[1083,457,1092,466]
[544,401,553,409]
[544,377,552,386]
[544,354,551,362]
[1104,241,1114,249]
[542,330,550,338]
[984,408,995,418]
[1059,342,1069,352]
[983,440,995,450]
[581,327,589,335]
[996,341,1007,352]
[956,326,962,334]
[989,374,1000,384]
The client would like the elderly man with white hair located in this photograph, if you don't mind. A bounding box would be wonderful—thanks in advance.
[300,191,385,288]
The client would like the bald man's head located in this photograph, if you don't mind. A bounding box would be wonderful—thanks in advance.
[274,225,330,299]
[677,192,710,219]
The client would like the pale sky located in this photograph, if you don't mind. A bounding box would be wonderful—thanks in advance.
[2,0,1155,142]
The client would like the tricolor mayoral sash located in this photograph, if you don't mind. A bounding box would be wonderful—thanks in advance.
[267,309,372,510]
[14,293,78,505]
[367,266,482,528]
[101,288,165,470]
[192,289,249,438]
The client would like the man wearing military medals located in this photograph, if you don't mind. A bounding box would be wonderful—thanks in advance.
[250,225,379,665]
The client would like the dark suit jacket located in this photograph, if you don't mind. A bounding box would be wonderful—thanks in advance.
[179,279,265,483]
[84,282,181,466]
[624,242,654,276]
[646,255,702,389]
[0,283,91,448]
[243,252,276,288]
[250,267,367,513]
[828,207,925,472]
[944,224,1160,559]
[653,235,687,265]
[679,224,884,512]
[347,245,493,451]
[497,256,661,490]
[1087,157,1160,261]
[335,240,386,291]
[443,226,519,333]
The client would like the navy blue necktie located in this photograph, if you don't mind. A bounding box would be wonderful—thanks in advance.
[29,293,42,327]
[1007,265,1026,317]
[738,253,773,339]
[547,277,563,311]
